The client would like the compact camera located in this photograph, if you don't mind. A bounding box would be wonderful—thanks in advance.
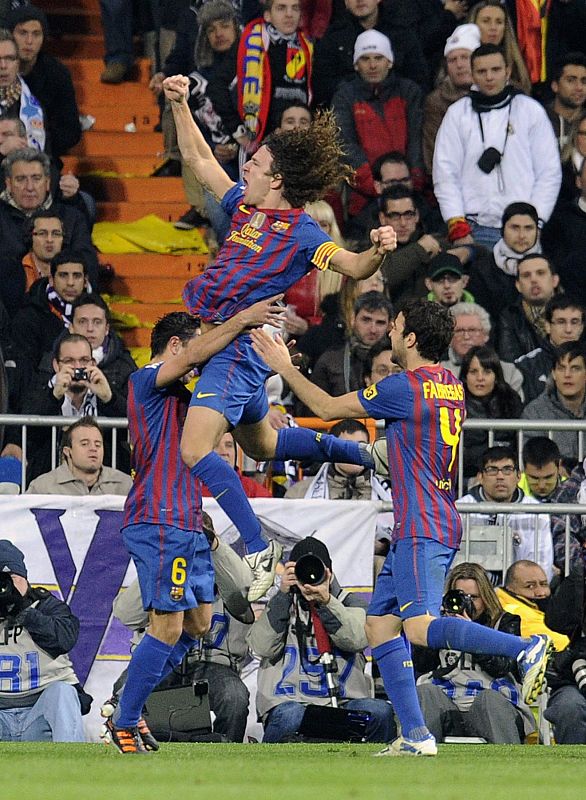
[72,368,89,382]
[477,146,502,174]
[441,588,475,618]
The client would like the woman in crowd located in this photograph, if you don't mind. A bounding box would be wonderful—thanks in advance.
[467,1,531,93]
[460,345,524,479]
[560,109,586,202]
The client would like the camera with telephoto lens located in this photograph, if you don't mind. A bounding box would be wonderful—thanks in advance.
[0,572,22,618]
[441,588,475,618]
[477,146,502,174]
[72,367,89,382]
[294,554,327,586]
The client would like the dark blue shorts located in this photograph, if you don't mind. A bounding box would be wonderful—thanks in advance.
[189,334,270,427]
[368,538,456,620]
[122,523,214,612]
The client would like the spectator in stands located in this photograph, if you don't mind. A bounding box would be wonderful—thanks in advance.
[424,252,474,308]
[0,116,26,162]
[363,339,397,386]
[467,1,531,93]
[414,561,534,744]
[495,560,569,651]
[98,0,134,84]
[203,431,272,499]
[308,291,392,400]
[6,5,82,160]
[249,535,396,743]
[26,417,132,496]
[550,458,586,571]
[110,512,254,742]
[460,345,523,480]
[22,333,130,482]
[515,296,585,404]
[0,29,44,151]
[522,342,586,460]
[11,251,89,371]
[313,0,429,108]
[542,562,586,744]
[423,23,481,173]
[0,148,98,308]
[332,29,424,218]
[467,202,542,320]
[543,153,586,302]
[495,255,560,364]
[519,437,564,503]
[459,445,554,579]
[276,101,311,132]
[442,301,524,397]
[21,210,64,291]
[433,44,561,248]
[0,539,90,741]
[546,52,586,154]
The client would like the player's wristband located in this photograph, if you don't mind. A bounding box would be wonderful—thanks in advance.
[447,217,472,242]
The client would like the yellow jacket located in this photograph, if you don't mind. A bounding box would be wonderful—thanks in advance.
[495,587,569,652]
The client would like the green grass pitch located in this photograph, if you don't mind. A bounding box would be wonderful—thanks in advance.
[3,743,585,800]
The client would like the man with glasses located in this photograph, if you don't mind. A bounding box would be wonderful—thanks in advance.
[22,333,130,483]
[442,301,524,398]
[459,446,554,581]
[22,211,65,291]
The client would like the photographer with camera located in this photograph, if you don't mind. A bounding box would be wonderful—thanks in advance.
[248,536,395,744]
[542,561,586,743]
[433,44,560,249]
[413,562,534,743]
[0,540,91,741]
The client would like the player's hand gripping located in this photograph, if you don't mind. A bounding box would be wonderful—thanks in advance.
[370,225,397,256]
[237,294,286,329]
[162,75,189,104]
[250,329,293,374]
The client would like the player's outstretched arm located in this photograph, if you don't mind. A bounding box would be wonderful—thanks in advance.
[329,225,397,280]
[155,296,286,387]
[163,75,235,201]
[250,330,366,421]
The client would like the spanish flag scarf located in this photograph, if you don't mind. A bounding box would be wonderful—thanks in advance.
[515,0,552,83]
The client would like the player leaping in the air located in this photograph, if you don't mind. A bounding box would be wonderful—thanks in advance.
[103,299,284,755]
[251,299,553,757]
[163,74,397,601]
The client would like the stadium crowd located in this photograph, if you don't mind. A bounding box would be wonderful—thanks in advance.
[0,0,585,747]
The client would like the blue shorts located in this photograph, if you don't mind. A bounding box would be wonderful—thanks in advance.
[189,334,270,427]
[368,538,456,620]
[122,523,215,612]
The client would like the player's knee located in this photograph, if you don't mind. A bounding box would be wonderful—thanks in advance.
[184,617,210,638]
[180,438,205,468]
[402,616,431,647]
[149,611,183,644]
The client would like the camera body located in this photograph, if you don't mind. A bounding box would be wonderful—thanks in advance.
[0,572,22,618]
[72,368,89,382]
[441,588,475,618]
[477,146,502,174]
[294,554,327,586]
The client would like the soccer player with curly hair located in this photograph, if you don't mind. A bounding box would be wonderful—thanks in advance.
[163,75,396,600]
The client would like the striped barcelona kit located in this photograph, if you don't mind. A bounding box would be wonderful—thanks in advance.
[358,365,466,549]
[183,184,340,322]
[122,363,202,532]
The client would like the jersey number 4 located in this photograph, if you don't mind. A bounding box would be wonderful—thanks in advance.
[439,407,463,472]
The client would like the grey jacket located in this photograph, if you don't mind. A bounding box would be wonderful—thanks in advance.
[26,463,133,496]
[522,382,586,459]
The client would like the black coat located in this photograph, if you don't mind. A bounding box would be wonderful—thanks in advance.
[463,391,524,478]
[496,299,548,364]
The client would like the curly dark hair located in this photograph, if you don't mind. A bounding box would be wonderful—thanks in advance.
[400,299,454,362]
[263,109,353,208]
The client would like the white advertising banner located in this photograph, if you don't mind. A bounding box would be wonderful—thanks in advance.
[0,496,378,741]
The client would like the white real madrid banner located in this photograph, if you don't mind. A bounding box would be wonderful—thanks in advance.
[0,496,378,741]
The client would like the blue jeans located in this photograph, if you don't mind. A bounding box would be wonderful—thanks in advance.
[262,699,396,743]
[470,222,501,250]
[544,685,586,744]
[99,0,133,67]
[0,682,85,742]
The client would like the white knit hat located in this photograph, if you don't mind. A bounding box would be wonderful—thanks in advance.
[444,23,481,57]
[353,30,394,65]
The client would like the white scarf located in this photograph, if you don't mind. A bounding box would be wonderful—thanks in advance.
[18,76,46,152]
[492,237,542,277]
[573,149,584,176]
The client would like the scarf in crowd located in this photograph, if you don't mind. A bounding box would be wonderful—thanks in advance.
[522,298,548,339]
[469,84,520,113]
[0,186,51,215]
[237,18,312,145]
[515,0,552,83]
[0,76,45,151]
[492,237,542,276]
[46,282,73,327]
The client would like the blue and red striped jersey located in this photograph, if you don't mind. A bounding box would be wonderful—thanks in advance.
[183,184,341,322]
[358,365,466,548]
[122,364,202,532]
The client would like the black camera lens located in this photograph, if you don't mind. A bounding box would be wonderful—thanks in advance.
[294,553,326,586]
[441,589,475,618]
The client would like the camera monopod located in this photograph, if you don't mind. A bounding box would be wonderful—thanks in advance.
[309,602,339,708]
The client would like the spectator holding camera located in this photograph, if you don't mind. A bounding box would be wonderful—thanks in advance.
[433,43,561,248]
[413,562,534,743]
[0,540,91,742]
[248,536,395,743]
